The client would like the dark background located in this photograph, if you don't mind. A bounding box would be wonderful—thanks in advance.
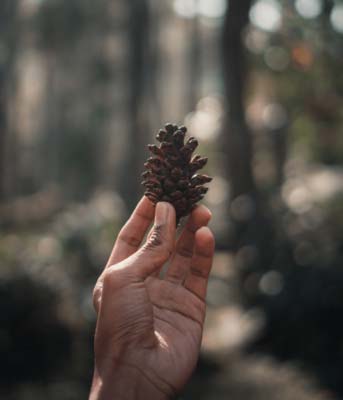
[0,0,343,399]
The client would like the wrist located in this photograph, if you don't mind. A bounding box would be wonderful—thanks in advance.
[89,364,172,400]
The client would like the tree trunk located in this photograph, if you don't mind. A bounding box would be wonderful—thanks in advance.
[187,15,201,113]
[222,0,255,200]
[0,0,18,201]
[221,0,274,296]
[0,67,6,201]
[120,0,150,212]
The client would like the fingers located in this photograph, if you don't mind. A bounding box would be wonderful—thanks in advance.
[134,202,176,278]
[94,200,176,314]
[183,227,215,301]
[106,196,155,267]
[165,205,212,284]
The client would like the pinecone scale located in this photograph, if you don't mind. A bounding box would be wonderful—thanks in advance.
[142,123,212,223]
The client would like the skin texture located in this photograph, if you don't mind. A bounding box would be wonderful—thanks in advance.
[89,197,215,400]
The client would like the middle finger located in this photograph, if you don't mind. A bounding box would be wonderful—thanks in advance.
[164,205,211,284]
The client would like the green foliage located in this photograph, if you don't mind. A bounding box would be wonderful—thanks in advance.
[247,1,343,164]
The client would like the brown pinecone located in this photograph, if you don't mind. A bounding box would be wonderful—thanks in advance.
[142,123,212,223]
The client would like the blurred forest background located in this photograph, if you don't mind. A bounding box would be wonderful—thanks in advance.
[0,0,343,399]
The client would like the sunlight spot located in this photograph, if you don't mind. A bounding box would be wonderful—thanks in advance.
[262,103,288,130]
[202,306,265,352]
[295,0,322,19]
[206,176,229,206]
[282,180,313,214]
[173,0,197,19]
[173,0,227,19]
[249,0,282,32]
[244,28,269,54]
[331,4,343,34]
[259,271,283,296]
[185,95,223,141]
[198,0,227,19]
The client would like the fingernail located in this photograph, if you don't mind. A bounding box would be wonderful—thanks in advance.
[155,202,169,225]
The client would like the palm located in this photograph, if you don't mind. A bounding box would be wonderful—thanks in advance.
[146,278,205,389]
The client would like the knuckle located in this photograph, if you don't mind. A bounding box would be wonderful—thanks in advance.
[118,230,141,248]
[102,268,117,290]
[148,223,165,248]
[102,264,132,291]
[92,279,103,311]
[190,265,208,279]
[177,245,193,259]
[145,225,172,258]
[92,285,98,302]
[93,276,102,297]
[140,223,174,265]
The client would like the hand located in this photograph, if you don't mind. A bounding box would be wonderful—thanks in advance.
[90,197,215,400]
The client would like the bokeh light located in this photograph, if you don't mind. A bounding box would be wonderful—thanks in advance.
[173,0,197,19]
[185,95,223,141]
[244,28,269,54]
[295,0,322,19]
[259,271,284,296]
[249,0,282,32]
[198,0,227,18]
[173,0,227,19]
[264,46,290,71]
[330,4,343,34]
[262,103,288,130]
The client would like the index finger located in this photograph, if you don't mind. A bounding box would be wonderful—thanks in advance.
[106,196,155,267]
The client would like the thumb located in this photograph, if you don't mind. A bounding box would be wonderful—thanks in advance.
[135,202,176,278]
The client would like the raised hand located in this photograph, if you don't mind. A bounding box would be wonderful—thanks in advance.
[90,197,214,400]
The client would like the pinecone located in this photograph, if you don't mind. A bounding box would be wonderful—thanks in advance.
[142,123,212,223]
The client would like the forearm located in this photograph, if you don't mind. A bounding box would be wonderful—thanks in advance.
[89,366,171,400]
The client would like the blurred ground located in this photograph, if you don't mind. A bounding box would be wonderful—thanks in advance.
[180,250,338,400]
[1,202,340,400]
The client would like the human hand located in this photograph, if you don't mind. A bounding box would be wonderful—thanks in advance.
[89,197,215,400]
